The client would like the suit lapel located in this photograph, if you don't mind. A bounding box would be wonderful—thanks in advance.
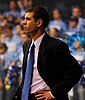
[23,39,32,81]
[37,33,49,68]
[24,40,32,62]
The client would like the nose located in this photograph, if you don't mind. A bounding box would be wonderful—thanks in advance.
[23,19,26,25]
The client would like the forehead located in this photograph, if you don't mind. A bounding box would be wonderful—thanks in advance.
[10,1,16,5]
[25,12,34,18]
[75,40,80,43]
[53,9,59,13]
[73,8,80,11]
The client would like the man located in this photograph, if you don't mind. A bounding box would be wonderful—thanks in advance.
[71,6,85,32]
[13,6,83,100]
[48,8,67,33]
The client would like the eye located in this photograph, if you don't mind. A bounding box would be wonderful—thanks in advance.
[26,17,30,20]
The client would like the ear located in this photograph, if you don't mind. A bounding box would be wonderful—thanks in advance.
[37,19,43,28]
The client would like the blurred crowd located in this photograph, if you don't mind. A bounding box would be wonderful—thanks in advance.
[0,0,85,100]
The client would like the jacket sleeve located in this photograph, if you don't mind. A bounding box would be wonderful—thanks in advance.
[51,42,83,99]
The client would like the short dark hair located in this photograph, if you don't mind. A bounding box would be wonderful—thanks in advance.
[53,8,62,15]
[69,16,78,23]
[72,5,81,11]
[26,6,50,29]
[0,43,8,51]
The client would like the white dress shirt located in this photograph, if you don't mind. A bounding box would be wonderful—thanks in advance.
[30,34,51,93]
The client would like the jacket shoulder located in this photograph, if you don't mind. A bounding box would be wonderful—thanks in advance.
[23,38,32,53]
[48,36,68,49]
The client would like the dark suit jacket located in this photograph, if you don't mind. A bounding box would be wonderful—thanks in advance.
[13,33,83,100]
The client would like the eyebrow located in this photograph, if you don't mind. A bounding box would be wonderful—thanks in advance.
[25,17,31,20]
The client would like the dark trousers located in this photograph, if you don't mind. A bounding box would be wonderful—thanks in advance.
[29,93,36,100]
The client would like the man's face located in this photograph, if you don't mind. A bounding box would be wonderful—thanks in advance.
[72,8,81,17]
[53,10,61,20]
[69,21,77,28]
[0,48,6,54]
[74,40,81,49]
[23,0,32,8]
[9,1,16,10]
[23,12,38,35]
[49,28,57,37]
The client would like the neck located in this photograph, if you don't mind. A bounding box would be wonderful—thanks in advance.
[70,26,77,29]
[55,18,61,21]
[31,28,44,41]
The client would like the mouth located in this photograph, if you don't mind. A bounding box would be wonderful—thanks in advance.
[23,26,27,30]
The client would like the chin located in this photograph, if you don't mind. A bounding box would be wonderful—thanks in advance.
[23,30,28,34]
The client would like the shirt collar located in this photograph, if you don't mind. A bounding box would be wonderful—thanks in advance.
[33,34,45,49]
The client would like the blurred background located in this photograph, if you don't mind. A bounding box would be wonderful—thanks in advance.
[0,0,85,100]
